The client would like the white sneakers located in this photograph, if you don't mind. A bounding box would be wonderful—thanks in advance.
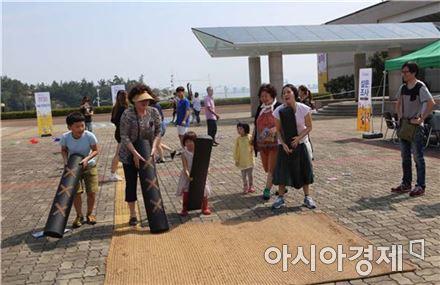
[109,173,123,182]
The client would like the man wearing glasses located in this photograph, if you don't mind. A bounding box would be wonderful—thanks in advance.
[391,61,436,197]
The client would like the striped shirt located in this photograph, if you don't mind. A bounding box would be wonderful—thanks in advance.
[119,106,161,164]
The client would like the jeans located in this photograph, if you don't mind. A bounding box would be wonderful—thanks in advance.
[400,126,425,188]
[85,122,93,132]
[207,119,217,142]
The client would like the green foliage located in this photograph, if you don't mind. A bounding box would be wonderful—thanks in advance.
[368,51,388,96]
[324,75,355,99]
[1,75,173,112]
[214,97,250,106]
[1,97,252,120]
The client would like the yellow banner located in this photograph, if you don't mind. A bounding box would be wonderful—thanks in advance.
[318,72,328,94]
[34,92,53,136]
[37,114,53,136]
[357,107,371,131]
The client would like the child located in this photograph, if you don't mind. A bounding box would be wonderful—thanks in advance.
[80,96,94,132]
[234,123,255,193]
[176,131,211,216]
[60,112,99,228]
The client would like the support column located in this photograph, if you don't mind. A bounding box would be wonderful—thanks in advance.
[388,47,402,101]
[354,53,366,102]
[248,56,261,117]
[269,51,283,102]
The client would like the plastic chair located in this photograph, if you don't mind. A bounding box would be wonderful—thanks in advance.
[425,110,440,148]
[383,112,399,144]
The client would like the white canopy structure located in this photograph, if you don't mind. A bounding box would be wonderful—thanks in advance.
[192,23,440,115]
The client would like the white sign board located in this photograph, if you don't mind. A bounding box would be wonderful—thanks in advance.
[357,68,372,131]
[34,92,52,116]
[358,68,372,108]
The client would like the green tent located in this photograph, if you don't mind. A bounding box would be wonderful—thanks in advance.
[385,40,440,71]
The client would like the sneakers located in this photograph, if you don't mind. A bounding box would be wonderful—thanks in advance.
[263,188,271,200]
[271,196,285,209]
[247,185,256,193]
[409,185,425,197]
[109,173,123,182]
[129,217,138,226]
[86,214,97,225]
[170,151,177,160]
[391,183,411,194]
[213,141,219,147]
[72,216,84,228]
[303,196,317,209]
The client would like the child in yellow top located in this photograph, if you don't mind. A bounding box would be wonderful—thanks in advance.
[234,123,255,193]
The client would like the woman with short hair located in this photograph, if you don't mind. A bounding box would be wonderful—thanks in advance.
[253,83,282,201]
[119,84,161,226]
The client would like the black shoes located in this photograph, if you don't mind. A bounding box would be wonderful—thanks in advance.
[129,217,138,226]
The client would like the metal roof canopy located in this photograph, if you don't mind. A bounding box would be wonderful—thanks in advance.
[192,23,440,57]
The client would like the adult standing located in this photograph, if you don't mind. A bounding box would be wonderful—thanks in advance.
[80,96,94,132]
[298,85,315,160]
[153,100,173,163]
[253,83,282,200]
[119,84,161,226]
[271,84,316,209]
[391,61,435,197]
[170,96,177,123]
[204,86,220,146]
[109,90,128,181]
[298,85,315,110]
[192,92,202,125]
[175,86,191,147]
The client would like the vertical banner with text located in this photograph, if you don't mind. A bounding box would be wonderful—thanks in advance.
[34,92,53,136]
[317,53,328,94]
[111,85,126,106]
[357,68,372,131]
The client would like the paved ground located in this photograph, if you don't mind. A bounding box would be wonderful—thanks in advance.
[1,113,439,285]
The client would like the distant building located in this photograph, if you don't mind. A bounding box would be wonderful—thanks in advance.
[322,1,440,95]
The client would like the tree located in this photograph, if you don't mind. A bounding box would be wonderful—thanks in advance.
[324,75,355,99]
[368,51,388,96]
[1,74,155,111]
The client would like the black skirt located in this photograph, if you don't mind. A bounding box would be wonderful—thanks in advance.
[272,144,314,189]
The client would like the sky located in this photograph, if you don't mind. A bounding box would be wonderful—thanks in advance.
[2,1,380,92]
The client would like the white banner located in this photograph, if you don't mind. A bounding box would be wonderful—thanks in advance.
[35,92,52,115]
[358,68,372,108]
[111,85,126,105]
[357,68,372,131]
[34,92,53,136]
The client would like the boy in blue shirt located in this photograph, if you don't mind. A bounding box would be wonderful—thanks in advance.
[175,86,191,146]
[60,112,99,228]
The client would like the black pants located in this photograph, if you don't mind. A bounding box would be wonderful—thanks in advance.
[123,163,139,202]
[194,110,201,124]
[207,119,217,142]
